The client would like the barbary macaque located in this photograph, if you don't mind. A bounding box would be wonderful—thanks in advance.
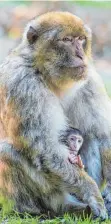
[60,128,84,168]
[0,12,108,219]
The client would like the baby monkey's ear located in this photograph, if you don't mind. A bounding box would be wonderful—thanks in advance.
[27,26,38,44]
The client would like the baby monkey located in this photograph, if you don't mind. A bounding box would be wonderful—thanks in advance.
[61,128,84,168]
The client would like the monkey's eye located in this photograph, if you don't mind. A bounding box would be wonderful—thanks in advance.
[78,139,82,143]
[79,35,86,40]
[62,37,73,43]
[78,35,86,46]
[70,137,75,141]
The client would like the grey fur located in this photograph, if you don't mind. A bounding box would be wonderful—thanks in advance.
[61,64,111,217]
[0,12,108,219]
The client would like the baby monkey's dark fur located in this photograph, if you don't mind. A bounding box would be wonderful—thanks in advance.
[60,127,84,168]
[60,127,83,146]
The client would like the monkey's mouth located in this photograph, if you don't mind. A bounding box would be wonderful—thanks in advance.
[59,64,87,80]
[76,65,87,73]
[70,150,77,155]
[74,65,87,79]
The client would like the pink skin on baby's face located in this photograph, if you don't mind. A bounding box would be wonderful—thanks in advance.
[67,134,84,168]
[68,134,83,154]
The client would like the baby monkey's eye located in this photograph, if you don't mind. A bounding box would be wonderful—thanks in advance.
[78,139,82,144]
[70,137,75,141]
[78,140,81,143]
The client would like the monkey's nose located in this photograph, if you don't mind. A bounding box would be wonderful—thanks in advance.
[75,50,84,60]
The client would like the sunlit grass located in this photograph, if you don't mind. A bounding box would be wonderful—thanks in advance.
[0,209,110,224]
[0,213,111,224]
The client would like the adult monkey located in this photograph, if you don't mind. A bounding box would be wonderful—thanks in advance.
[0,12,108,219]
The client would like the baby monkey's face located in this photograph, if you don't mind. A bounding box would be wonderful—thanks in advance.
[67,133,83,155]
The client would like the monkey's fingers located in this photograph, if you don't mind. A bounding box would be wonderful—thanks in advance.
[78,155,84,169]
[68,154,78,164]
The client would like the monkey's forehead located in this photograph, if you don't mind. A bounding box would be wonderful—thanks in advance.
[32,12,84,33]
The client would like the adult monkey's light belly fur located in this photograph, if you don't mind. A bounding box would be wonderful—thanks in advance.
[0,11,109,219]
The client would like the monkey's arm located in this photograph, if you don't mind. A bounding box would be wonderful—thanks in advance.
[46,152,107,217]
[2,125,106,218]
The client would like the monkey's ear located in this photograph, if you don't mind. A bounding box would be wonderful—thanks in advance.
[84,25,92,40]
[27,26,38,44]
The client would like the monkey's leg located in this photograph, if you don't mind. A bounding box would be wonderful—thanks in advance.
[101,149,111,218]
[44,153,107,220]
[0,144,107,219]
[63,194,91,219]
[0,141,48,215]
[64,193,88,209]
[0,142,89,217]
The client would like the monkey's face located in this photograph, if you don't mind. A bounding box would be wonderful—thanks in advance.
[26,12,92,86]
[67,134,83,155]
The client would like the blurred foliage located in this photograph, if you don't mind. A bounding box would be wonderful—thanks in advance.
[0,1,31,6]
[0,1,111,8]
[75,1,111,8]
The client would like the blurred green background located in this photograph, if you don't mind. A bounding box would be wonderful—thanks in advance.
[0,0,111,95]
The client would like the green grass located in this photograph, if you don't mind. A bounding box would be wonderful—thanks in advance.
[0,212,111,224]
[0,186,110,224]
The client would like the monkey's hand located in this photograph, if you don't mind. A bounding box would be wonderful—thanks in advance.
[88,196,108,221]
[68,154,84,169]
[77,155,84,169]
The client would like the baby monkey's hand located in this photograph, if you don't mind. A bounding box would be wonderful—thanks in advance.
[68,154,84,169]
